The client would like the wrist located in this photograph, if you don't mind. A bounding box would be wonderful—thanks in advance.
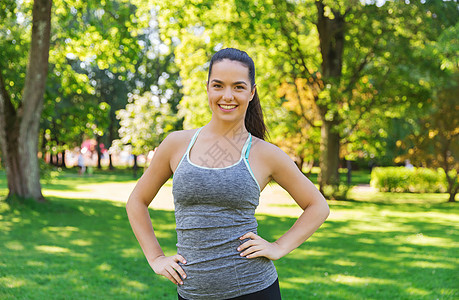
[148,254,165,264]
[273,241,290,258]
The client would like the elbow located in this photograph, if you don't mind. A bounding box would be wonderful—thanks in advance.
[126,198,132,215]
[126,194,148,215]
[126,195,136,215]
[319,196,330,221]
[323,203,330,220]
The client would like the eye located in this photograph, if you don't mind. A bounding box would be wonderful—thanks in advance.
[235,85,245,90]
[213,83,222,88]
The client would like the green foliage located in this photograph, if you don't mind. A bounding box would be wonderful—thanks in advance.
[38,159,61,181]
[321,183,350,200]
[370,167,452,193]
[154,0,459,179]
[115,92,180,155]
[0,0,32,107]
[35,0,183,154]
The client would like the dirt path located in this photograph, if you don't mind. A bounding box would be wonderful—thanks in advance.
[44,180,304,217]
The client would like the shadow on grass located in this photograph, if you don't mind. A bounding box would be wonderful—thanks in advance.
[256,205,458,299]
[0,197,457,299]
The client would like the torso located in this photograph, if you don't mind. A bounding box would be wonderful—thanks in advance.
[171,127,278,299]
[170,128,272,191]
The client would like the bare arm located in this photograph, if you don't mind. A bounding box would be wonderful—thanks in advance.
[126,132,187,285]
[239,144,329,260]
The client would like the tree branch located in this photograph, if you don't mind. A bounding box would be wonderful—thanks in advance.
[273,0,315,79]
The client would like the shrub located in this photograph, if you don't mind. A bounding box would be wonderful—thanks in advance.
[370,167,448,193]
[322,184,350,200]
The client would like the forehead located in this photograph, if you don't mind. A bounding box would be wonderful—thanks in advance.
[210,59,250,82]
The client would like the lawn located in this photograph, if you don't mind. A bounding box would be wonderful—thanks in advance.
[0,170,458,299]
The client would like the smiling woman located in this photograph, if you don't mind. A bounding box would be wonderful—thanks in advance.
[126,48,330,300]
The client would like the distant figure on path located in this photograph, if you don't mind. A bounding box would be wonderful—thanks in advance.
[77,150,86,175]
[405,159,414,169]
[126,48,329,300]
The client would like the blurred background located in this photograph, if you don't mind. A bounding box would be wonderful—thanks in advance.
[0,0,458,299]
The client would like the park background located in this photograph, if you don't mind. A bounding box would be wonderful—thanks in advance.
[0,0,458,299]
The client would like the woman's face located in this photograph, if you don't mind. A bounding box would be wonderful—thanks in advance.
[207,59,255,123]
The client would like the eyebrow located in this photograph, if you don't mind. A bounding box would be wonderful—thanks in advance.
[211,79,248,86]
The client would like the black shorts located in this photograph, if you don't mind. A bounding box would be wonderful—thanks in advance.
[178,278,281,300]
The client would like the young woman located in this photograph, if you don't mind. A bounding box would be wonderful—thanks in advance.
[126,48,329,300]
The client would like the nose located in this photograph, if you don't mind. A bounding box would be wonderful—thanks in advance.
[222,87,233,101]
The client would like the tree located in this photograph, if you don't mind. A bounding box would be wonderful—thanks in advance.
[116,91,180,156]
[397,20,459,202]
[38,1,182,171]
[0,0,52,202]
[155,0,435,197]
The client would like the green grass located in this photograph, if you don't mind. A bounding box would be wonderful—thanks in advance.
[0,170,458,299]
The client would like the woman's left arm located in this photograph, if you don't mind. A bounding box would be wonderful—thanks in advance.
[238,144,330,260]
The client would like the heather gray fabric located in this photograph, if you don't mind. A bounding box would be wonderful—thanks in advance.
[172,128,278,300]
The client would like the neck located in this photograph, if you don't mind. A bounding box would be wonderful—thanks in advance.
[205,117,248,139]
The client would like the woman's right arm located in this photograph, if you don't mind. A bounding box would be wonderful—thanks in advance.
[126,132,187,285]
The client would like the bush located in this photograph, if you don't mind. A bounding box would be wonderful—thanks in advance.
[39,159,61,181]
[370,167,448,193]
[322,184,350,200]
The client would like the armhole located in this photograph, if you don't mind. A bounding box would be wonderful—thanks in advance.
[243,134,261,192]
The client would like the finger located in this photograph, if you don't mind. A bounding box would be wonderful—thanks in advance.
[174,254,187,265]
[171,261,187,280]
[239,232,258,240]
[246,249,264,259]
[237,240,257,251]
[240,245,263,257]
[161,269,178,285]
[166,265,184,285]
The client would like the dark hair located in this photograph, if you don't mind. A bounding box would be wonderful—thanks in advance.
[208,48,267,140]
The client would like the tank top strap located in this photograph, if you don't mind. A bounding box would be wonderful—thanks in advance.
[186,127,203,155]
[176,127,203,171]
[241,133,252,160]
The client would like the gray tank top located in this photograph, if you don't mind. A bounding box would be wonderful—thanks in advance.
[172,127,278,299]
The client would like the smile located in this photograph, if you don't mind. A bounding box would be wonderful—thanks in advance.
[218,104,238,111]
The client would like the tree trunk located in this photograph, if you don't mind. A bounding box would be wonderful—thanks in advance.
[0,0,52,202]
[58,151,66,168]
[315,0,345,194]
[96,135,102,169]
[446,172,458,203]
[133,154,138,178]
[109,153,114,170]
[318,119,340,191]
[448,191,457,203]
[108,109,116,170]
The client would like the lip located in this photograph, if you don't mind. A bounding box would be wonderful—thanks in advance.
[218,104,238,112]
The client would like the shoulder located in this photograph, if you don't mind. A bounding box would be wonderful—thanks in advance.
[164,129,197,142]
[160,129,199,148]
[252,137,287,158]
[251,137,295,171]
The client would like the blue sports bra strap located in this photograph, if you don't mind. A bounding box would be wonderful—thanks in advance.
[244,134,252,160]
[186,127,203,154]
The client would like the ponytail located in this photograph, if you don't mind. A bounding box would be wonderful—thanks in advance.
[245,90,267,140]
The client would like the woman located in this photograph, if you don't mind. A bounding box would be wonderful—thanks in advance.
[126,48,329,300]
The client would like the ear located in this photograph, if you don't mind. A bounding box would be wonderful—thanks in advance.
[250,84,256,101]
[206,81,209,92]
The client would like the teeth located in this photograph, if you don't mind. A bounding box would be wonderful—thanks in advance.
[220,104,237,109]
